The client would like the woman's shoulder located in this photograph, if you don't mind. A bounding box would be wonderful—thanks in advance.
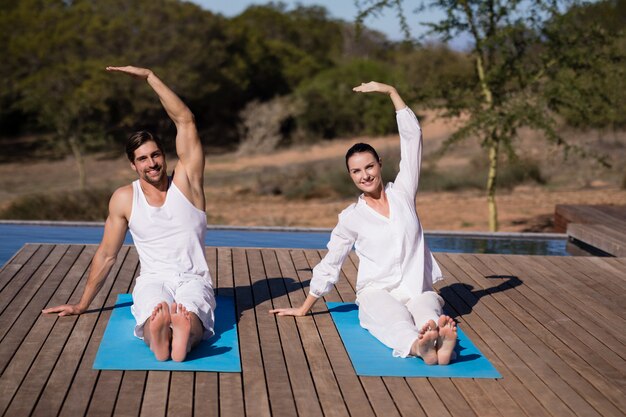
[339,202,358,217]
[337,201,362,225]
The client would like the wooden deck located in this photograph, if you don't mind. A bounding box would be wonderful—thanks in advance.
[0,244,625,417]
[555,204,626,256]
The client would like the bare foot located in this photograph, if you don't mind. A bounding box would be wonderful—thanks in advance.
[437,315,457,365]
[148,302,171,361]
[171,303,192,362]
[411,319,438,365]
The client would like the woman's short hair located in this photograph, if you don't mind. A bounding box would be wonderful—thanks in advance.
[345,143,380,170]
[126,131,165,162]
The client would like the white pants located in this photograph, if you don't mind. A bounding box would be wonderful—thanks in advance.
[357,286,444,358]
[131,272,216,340]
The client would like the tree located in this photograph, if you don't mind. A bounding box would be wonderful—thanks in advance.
[295,59,405,139]
[357,0,622,231]
[0,0,231,183]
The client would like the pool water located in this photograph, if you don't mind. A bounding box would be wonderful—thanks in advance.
[0,223,568,267]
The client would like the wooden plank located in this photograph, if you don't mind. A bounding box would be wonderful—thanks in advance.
[535,256,625,319]
[232,247,271,417]
[451,254,624,417]
[299,249,383,417]
[113,371,148,417]
[0,244,54,315]
[288,249,353,417]
[429,379,479,417]
[556,205,626,229]
[554,255,626,305]
[582,257,626,291]
[112,261,149,417]
[139,372,170,417]
[481,258,624,406]
[452,379,509,417]
[0,245,95,414]
[215,247,244,417]
[4,245,130,417]
[247,249,299,417]
[469,254,626,396]
[167,372,194,417]
[308,249,442,417]
[496,255,626,360]
[264,249,324,417]
[436,255,571,417]
[0,243,39,289]
[381,377,427,417]
[41,247,136,417]
[191,247,219,417]
[0,245,82,369]
[0,244,69,337]
[404,379,454,417]
[568,224,626,257]
[359,377,401,417]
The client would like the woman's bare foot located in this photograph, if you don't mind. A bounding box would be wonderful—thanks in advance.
[411,319,438,365]
[148,302,171,361]
[171,303,192,362]
[437,315,457,365]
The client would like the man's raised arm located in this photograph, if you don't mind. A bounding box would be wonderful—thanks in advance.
[106,66,205,207]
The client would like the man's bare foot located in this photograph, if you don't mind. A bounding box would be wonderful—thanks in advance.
[411,319,438,365]
[149,302,171,361]
[437,315,457,365]
[171,302,192,362]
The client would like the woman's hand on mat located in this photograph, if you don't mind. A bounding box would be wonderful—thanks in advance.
[106,65,153,79]
[269,306,307,317]
[352,81,396,95]
[42,303,85,317]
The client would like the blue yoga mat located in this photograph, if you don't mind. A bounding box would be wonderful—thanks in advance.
[94,294,241,372]
[327,302,501,378]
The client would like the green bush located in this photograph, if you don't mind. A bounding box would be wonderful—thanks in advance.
[295,59,406,139]
[0,188,112,221]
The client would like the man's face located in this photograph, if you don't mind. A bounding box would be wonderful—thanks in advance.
[131,141,166,185]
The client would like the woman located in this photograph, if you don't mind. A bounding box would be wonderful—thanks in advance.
[270,82,457,365]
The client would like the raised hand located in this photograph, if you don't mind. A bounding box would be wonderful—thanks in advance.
[353,81,406,111]
[42,303,85,317]
[352,81,396,95]
[106,65,153,79]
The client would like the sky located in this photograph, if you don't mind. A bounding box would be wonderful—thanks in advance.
[190,0,457,45]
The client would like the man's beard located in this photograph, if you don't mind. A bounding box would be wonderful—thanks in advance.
[142,166,165,185]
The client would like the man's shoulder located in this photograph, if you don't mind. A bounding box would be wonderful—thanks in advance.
[111,183,133,199]
[109,183,134,214]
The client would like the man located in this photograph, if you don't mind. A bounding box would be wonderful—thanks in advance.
[43,66,215,362]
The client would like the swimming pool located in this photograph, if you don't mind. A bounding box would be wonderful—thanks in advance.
[0,222,570,267]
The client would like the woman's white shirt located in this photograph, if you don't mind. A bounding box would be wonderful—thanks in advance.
[308,107,443,298]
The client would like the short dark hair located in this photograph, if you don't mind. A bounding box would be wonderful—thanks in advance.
[126,131,165,162]
[345,143,380,170]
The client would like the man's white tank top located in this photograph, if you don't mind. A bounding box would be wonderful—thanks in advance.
[129,179,212,283]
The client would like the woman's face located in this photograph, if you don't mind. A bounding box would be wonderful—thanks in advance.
[347,152,383,195]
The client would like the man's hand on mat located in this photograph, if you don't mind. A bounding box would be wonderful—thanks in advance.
[42,304,85,317]
[106,65,153,79]
[269,307,307,317]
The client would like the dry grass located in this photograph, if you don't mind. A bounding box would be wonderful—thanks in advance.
[1,112,625,231]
